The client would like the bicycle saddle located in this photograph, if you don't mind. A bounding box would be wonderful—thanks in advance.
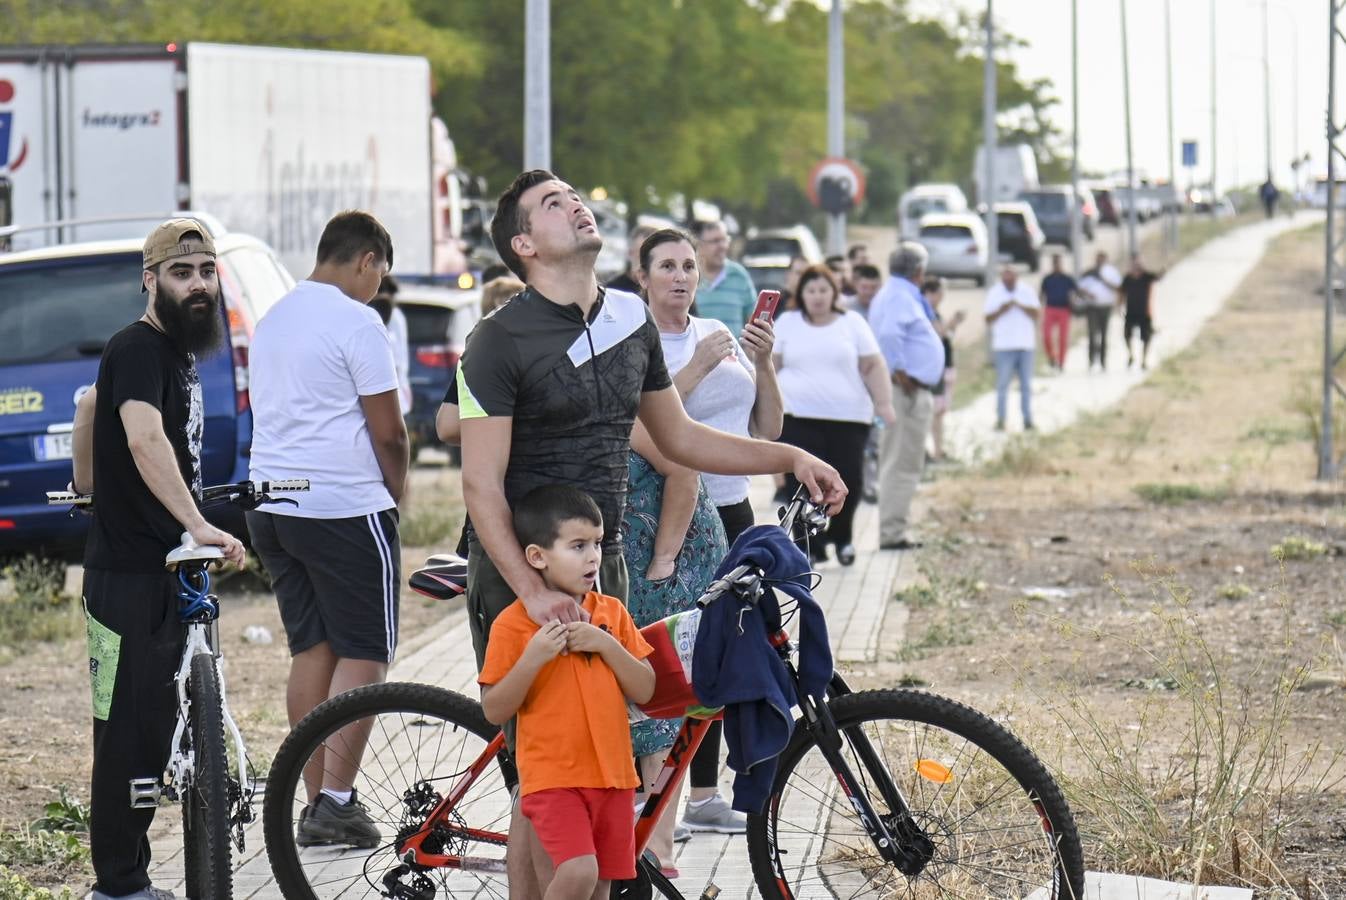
[409,554,468,601]
[165,531,227,567]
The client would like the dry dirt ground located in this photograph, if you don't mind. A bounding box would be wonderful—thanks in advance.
[848,224,1346,896]
[0,467,465,891]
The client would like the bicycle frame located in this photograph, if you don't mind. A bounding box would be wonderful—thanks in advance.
[395,713,719,883]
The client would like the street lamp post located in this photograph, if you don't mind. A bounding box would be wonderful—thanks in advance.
[1164,0,1177,251]
[827,0,846,255]
[524,0,551,171]
[983,0,998,283]
[1262,0,1272,180]
[1210,0,1218,212]
[1069,0,1081,276]
[1120,0,1138,259]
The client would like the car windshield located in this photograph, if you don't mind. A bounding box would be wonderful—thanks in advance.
[920,225,972,240]
[1022,193,1067,213]
[744,237,801,257]
[0,255,144,366]
[907,198,949,219]
[402,304,453,345]
[998,214,1026,237]
[747,266,790,292]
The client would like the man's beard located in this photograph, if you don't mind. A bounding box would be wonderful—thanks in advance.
[155,284,224,357]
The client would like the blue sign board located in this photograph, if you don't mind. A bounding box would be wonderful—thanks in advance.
[1181,140,1198,168]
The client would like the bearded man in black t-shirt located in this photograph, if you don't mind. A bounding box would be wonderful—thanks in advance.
[1119,254,1165,371]
[70,218,245,900]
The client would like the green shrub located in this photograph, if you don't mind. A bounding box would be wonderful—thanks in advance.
[1270,536,1328,562]
[0,867,77,900]
[1132,482,1227,506]
[0,556,79,647]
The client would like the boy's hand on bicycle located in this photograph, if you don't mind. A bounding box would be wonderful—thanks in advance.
[522,621,568,665]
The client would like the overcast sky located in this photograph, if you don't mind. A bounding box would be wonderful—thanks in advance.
[904,0,1334,193]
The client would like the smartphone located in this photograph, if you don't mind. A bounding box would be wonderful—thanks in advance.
[750,290,781,323]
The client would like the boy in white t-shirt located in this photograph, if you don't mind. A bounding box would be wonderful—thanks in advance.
[246,210,409,848]
[983,265,1041,431]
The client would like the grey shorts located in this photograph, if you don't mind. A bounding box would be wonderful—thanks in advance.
[247,509,401,663]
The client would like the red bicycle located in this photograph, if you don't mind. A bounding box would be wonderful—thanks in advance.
[262,494,1084,899]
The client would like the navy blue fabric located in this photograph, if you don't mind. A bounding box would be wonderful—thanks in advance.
[692,524,833,812]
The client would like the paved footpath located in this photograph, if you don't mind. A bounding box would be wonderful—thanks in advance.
[136,214,1315,898]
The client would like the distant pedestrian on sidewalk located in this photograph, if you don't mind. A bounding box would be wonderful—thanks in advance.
[869,242,945,550]
[924,277,963,462]
[1259,177,1280,219]
[984,265,1040,431]
[1038,254,1079,371]
[1120,255,1164,370]
[1078,251,1121,371]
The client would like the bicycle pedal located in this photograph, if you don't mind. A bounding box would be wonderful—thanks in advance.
[698,886,721,900]
[129,778,161,809]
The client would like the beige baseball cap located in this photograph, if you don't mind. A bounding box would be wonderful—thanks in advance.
[142,217,216,278]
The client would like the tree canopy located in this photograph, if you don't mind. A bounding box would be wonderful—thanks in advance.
[2,0,1063,224]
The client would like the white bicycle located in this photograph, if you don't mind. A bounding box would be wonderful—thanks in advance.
[49,479,309,900]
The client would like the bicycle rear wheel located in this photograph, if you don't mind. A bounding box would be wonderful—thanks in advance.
[183,651,233,900]
[747,689,1084,900]
[263,682,514,900]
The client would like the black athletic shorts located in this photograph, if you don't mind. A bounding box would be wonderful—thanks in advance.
[1124,313,1153,343]
[246,509,401,663]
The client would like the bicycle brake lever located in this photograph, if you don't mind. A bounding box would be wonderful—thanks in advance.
[258,496,299,508]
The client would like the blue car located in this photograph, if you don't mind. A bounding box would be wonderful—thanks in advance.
[0,223,294,559]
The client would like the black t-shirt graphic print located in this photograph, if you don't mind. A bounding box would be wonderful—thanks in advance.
[85,321,204,572]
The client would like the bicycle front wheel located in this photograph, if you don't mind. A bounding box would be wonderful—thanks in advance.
[183,651,233,900]
[747,689,1084,900]
[263,682,514,900]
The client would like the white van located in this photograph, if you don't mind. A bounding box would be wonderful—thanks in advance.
[898,184,969,239]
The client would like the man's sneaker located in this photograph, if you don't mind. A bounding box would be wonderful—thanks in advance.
[92,887,177,900]
[683,794,747,834]
[297,791,381,849]
[674,823,692,843]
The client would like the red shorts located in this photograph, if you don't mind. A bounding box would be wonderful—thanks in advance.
[521,787,635,880]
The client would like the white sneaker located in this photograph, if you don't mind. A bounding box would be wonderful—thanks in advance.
[682,793,747,834]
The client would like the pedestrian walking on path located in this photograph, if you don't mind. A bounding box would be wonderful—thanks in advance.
[1038,253,1079,371]
[1120,255,1164,370]
[984,265,1040,431]
[868,242,945,550]
[1079,251,1122,371]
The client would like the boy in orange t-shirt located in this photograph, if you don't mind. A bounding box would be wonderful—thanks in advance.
[479,485,656,899]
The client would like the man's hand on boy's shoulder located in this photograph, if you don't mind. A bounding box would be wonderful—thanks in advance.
[522,588,590,626]
[521,620,568,667]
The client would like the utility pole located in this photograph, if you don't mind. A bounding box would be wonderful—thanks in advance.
[1164,0,1177,251]
[826,0,846,255]
[983,0,998,283]
[1320,0,1345,479]
[523,0,551,170]
[1210,0,1218,213]
[1069,0,1081,276]
[1262,0,1272,181]
[1120,0,1137,259]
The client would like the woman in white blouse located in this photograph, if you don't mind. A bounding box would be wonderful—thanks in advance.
[773,265,895,566]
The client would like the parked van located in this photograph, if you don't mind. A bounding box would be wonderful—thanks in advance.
[898,184,968,239]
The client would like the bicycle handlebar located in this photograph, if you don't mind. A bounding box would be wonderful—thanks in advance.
[47,478,310,510]
[694,488,829,609]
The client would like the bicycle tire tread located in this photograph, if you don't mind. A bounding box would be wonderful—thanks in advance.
[184,651,233,900]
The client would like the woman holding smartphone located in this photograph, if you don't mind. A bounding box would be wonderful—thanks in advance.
[773,264,895,566]
[637,228,783,836]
